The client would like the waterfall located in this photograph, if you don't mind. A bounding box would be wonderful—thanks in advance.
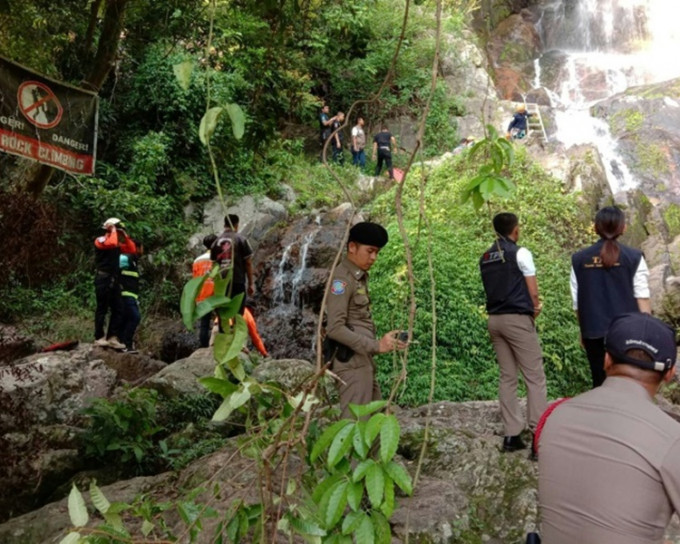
[272,215,321,307]
[539,0,680,195]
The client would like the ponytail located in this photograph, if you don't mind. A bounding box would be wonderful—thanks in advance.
[594,206,625,268]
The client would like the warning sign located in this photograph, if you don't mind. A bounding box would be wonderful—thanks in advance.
[0,56,98,175]
[17,81,64,129]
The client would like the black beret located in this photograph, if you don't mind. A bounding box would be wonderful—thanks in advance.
[349,222,388,248]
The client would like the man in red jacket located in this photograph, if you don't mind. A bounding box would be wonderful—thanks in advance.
[94,217,136,349]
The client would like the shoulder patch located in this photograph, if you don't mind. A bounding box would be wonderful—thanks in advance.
[331,279,347,295]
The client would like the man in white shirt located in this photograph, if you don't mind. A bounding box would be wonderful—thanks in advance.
[479,212,548,452]
[351,117,366,169]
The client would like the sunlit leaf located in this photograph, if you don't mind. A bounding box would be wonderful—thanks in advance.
[365,463,385,507]
[327,423,354,468]
[311,420,351,462]
[348,400,386,419]
[225,103,246,140]
[172,60,194,91]
[89,481,110,514]
[180,276,206,329]
[199,106,223,146]
[68,484,88,528]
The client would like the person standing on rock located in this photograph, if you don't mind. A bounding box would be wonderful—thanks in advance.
[325,222,407,418]
[372,125,397,179]
[118,240,142,353]
[538,312,679,544]
[479,212,547,452]
[571,206,650,388]
[94,218,136,350]
[351,117,367,169]
[211,214,254,316]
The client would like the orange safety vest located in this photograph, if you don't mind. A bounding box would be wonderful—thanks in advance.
[192,251,214,303]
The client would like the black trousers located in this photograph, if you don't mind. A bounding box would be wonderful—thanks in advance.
[583,337,606,388]
[94,273,123,340]
[375,151,393,178]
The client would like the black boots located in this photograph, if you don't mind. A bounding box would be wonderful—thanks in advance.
[502,434,527,452]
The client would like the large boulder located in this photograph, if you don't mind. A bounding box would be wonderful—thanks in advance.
[159,321,201,364]
[144,347,216,397]
[0,346,117,432]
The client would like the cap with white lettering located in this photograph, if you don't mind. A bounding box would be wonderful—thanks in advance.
[605,313,677,372]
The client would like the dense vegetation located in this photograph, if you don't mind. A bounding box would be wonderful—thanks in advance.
[369,147,594,403]
[0,0,466,325]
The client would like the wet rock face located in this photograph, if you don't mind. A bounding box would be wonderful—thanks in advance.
[591,81,680,202]
[252,208,351,362]
[486,13,542,99]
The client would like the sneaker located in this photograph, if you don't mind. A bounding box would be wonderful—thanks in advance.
[502,435,527,452]
[107,337,126,350]
[94,338,109,347]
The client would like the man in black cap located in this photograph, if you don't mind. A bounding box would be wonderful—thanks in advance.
[538,313,680,544]
[325,221,407,417]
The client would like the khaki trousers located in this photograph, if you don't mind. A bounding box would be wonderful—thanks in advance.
[488,313,547,436]
[333,353,381,419]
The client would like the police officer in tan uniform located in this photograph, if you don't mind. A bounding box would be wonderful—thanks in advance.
[325,222,407,418]
[538,312,680,544]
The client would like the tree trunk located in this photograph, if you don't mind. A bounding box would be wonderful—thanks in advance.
[24,0,129,197]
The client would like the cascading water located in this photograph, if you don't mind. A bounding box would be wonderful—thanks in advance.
[534,0,680,195]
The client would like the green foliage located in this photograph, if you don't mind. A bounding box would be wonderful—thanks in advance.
[81,388,161,465]
[369,147,592,404]
[664,203,680,240]
[460,124,515,209]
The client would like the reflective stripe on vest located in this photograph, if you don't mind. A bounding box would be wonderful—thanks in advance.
[122,291,139,299]
[121,270,139,277]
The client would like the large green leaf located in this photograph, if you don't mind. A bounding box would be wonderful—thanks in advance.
[364,412,386,448]
[341,511,363,535]
[323,480,348,529]
[199,377,238,397]
[371,511,391,544]
[352,459,374,483]
[172,60,194,91]
[365,463,385,507]
[354,514,374,544]
[58,533,81,544]
[312,473,344,503]
[212,383,252,421]
[471,190,485,210]
[215,292,244,323]
[352,422,368,459]
[327,423,354,468]
[379,415,400,463]
[195,295,232,319]
[89,481,110,514]
[311,420,352,462]
[214,312,247,366]
[199,106,223,146]
[68,484,89,527]
[384,461,413,495]
[348,400,386,419]
[346,480,364,511]
[180,276,206,329]
[381,476,395,518]
[225,103,246,140]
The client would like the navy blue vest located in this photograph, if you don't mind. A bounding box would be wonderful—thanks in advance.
[572,239,642,338]
[480,239,534,316]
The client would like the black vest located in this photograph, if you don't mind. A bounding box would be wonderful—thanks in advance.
[572,239,642,338]
[480,239,534,316]
[94,243,120,275]
[120,255,139,298]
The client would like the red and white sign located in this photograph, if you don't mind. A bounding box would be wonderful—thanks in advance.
[0,56,98,175]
